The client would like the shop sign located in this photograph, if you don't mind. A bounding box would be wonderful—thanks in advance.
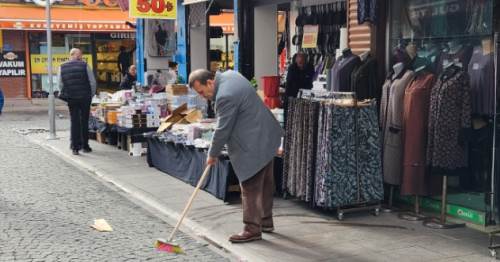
[95,33,136,40]
[24,0,117,8]
[130,0,177,20]
[408,0,462,19]
[30,54,93,74]
[302,25,318,49]
[0,51,26,77]
[0,21,134,32]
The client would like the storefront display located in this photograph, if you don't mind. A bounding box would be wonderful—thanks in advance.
[28,32,135,98]
[387,0,496,225]
[95,33,136,91]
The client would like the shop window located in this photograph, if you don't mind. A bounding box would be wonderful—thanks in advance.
[94,33,135,92]
[388,0,494,211]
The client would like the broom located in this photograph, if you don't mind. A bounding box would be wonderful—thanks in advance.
[155,165,212,254]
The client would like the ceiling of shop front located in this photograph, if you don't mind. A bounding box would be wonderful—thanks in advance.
[215,0,233,9]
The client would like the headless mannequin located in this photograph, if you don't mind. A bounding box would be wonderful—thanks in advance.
[342,48,353,59]
[392,62,405,80]
[359,51,370,62]
[406,42,417,60]
[448,40,463,55]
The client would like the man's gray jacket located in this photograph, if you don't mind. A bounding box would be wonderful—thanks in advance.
[208,70,283,182]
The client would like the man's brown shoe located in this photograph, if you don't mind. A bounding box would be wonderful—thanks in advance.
[229,231,262,243]
[262,226,274,233]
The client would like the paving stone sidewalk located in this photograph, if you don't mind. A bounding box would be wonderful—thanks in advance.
[0,112,231,261]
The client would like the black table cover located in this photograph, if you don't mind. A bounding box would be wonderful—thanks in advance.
[146,137,236,201]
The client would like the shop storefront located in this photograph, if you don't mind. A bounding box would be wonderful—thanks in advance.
[384,0,499,227]
[0,1,135,99]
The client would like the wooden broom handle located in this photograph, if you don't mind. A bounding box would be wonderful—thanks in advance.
[167,165,212,242]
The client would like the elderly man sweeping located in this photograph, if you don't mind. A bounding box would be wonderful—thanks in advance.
[189,69,283,243]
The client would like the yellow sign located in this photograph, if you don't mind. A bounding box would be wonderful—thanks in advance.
[302,25,319,49]
[129,0,177,19]
[30,54,93,74]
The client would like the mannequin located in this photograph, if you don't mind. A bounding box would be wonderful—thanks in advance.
[342,48,353,58]
[406,42,417,60]
[448,40,463,55]
[359,50,370,62]
[392,62,405,80]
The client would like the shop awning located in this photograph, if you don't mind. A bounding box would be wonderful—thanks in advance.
[183,0,208,5]
[0,4,135,32]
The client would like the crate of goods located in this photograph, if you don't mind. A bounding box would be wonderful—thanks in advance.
[106,111,118,125]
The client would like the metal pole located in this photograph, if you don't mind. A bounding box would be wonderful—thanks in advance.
[46,0,57,140]
[440,176,448,223]
[490,32,498,224]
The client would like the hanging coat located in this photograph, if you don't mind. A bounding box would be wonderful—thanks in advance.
[381,70,416,185]
[401,72,436,195]
[427,66,472,173]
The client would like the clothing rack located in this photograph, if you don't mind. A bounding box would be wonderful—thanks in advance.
[283,93,382,220]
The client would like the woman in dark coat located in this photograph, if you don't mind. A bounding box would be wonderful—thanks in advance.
[119,65,137,90]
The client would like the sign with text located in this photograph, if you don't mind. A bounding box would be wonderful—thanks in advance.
[129,0,177,19]
[30,54,93,74]
[0,51,26,77]
[302,25,319,49]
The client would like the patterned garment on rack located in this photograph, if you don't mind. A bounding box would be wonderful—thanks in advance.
[282,98,295,193]
[328,105,359,207]
[305,101,319,203]
[357,102,384,202]
[315,103,327,206]
[289,98,301,196]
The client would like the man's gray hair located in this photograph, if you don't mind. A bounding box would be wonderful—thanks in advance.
[69,48,81,57]
[188,69,215,88]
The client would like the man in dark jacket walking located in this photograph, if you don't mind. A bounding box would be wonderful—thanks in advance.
[189,69,283,243]
[58,48,96,155]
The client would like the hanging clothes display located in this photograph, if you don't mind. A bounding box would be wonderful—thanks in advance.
[357,0,377,25]
[380,70,416,185]
[400,72,437,196]
[350,54,378,100]
[283,98,319,203]
[468,47,495,116]
[284,97,384,209]
[330,51,362,92]
[427,65,472,174]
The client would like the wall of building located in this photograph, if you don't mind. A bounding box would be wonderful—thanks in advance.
[189,3,208,71]
[347,0,373,54]
[0,30,28,99]
[254,4,278,85]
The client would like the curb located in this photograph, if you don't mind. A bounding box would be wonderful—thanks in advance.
[26,135,254,262]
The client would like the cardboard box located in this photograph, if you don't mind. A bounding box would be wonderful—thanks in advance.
[167,84,189,96]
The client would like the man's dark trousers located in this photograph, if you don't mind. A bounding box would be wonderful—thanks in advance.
[68,98,91,150]
[241,160,275,234]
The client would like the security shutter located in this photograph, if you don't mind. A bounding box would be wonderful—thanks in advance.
[347,0,372,54]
